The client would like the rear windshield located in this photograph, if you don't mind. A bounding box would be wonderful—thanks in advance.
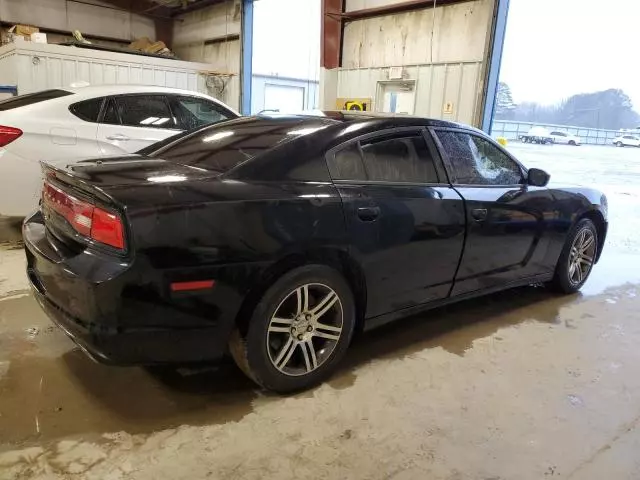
[0,89,73,111]
[148,116,336,173]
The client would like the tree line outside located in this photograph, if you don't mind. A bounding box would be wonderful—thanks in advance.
[494,82,640,131]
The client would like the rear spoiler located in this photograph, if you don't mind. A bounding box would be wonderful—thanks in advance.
[40,162,121,207]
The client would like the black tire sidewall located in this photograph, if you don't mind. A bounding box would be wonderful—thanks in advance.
[243,265,356,393]
[552,218,598,293]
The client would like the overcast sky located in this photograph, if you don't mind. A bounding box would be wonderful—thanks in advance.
[500,0,640,109]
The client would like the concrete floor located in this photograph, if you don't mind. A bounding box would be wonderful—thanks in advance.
[1,143,640,479]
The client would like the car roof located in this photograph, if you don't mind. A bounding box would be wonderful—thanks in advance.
[0,84,239,116]
[260,111,482,132]
[67,85,236,111]
[64,84,210,98]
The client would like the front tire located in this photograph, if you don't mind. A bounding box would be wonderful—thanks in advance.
[230,265,356,393]
[549,218,598,294]
[616,141,623,147]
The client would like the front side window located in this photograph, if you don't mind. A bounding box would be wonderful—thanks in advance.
[435,131,523,185]
[170,96,233,130]
[115,95,176,129]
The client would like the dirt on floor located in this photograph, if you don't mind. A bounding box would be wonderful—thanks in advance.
[1,144,640,479]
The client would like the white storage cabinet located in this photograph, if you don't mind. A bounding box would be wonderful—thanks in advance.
[0,42,213,96]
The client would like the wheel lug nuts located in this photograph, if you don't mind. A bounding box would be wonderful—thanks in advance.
[307,326,313,332]
[291,327,296,333]
[305,314,312,321]
[297,334,304,341]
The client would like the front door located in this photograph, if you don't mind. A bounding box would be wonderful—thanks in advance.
[327,129,466,318]
[96,95,182,155]
[432,129,555,296]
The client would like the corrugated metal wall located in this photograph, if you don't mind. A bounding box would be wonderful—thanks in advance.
[337,61,483,124]
[0,43,214,96]
[0,0,155,43]
[172,0,241,110]
[334,0,493,126]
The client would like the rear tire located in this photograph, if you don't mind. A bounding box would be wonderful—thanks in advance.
[569,140,576,146]
[229,265,356,393]
[549,218,598,294]
[616,141,623,147]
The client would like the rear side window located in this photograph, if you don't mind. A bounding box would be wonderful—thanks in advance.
[0,89,73,111]
[361,135,438,183]
[329,133,439,184]
[115,95,177,129]
[70,98,103,122]
[330,143,367,180]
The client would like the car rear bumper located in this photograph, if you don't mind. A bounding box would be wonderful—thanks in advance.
[23,212,235,365]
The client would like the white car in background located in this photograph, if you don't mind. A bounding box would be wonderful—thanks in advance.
[613,134,640,147]
[0,85,238,219]
[549,130,581,146]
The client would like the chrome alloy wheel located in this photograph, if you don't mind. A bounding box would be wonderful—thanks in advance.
[267,283,344,376]
[568,228,596,285]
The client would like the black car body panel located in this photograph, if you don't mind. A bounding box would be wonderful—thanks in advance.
[23,113,609,365]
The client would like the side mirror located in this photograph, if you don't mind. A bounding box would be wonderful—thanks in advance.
[527,168,550,187]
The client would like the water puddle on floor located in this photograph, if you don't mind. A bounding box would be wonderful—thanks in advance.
[0,252,639,450]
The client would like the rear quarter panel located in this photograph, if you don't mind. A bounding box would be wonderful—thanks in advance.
[104,178,349,335]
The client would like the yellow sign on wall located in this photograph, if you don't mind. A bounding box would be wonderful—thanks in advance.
[336,98,372,112]
[443,102,454,115]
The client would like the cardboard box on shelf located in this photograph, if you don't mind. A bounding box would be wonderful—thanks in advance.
[15,25,39,37]
[2,25,40,44]
[30,32,47,43]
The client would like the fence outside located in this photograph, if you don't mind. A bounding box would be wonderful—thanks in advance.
[491,120,623,145]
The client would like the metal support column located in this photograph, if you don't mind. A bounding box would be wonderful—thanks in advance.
[481,0,510,133]
[241,0,254,115]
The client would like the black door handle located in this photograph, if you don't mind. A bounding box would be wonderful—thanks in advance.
[357,206,381,221]
[471,208,488,221]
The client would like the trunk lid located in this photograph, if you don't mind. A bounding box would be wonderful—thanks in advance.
[40,156,215,255]
[55,154,217,189]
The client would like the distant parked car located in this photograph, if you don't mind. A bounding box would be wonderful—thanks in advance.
[549,130,581,146]
[0,85,238,219]
[613,135,640,147]
[520,127,553,144]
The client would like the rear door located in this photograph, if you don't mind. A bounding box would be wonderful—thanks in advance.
[327,128,466,319]
[96,94,182,154]
[432,128,555,296]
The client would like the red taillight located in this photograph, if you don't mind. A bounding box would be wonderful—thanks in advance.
[91,207,125,250]
[0,126,23,147]
[42,181,125,250]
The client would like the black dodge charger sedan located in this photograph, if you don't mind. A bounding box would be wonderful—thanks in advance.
[24,113,608,393]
